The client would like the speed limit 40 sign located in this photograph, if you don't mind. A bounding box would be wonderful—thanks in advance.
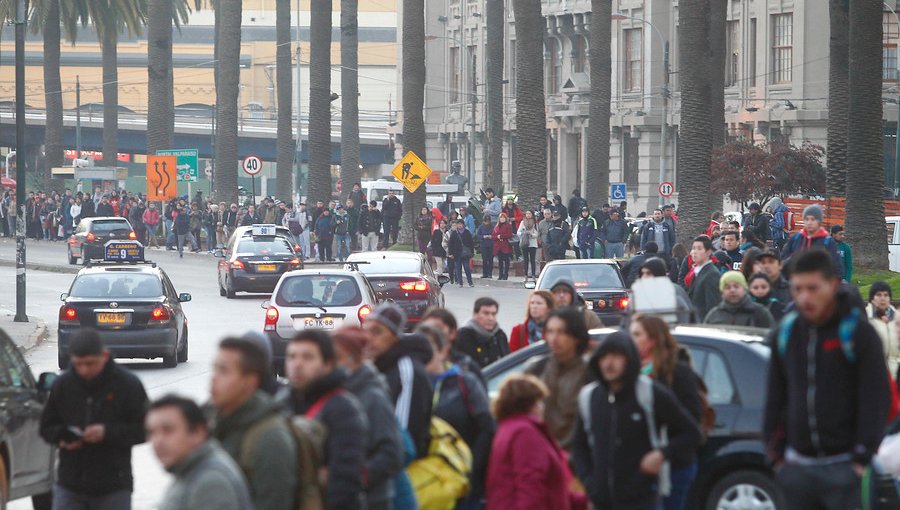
[659,181,675,197]
[242,155,263,176]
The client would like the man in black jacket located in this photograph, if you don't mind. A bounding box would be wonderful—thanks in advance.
[381,190,402,247]
[364,303,433,459]
[572,331,701,510]
[743,202,770,242]
[280,330,368,510]
[358,200,382,251]
[95,195,115,217]
[40,328,149,509]
[685,235,722,320]
[764,249,891,510]
[455,297,510,367]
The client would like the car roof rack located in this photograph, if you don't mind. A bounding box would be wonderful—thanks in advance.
[84,259,157,269]
[301,260,370,272]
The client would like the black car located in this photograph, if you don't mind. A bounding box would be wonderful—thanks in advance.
[216,232,302,298]
[525,259,629,325]
[226,224,302,255]
[0,328,55,510]
[67,217,137,265]
[484,325,786,510]
[345,251,449,329]
[58,261,191,369]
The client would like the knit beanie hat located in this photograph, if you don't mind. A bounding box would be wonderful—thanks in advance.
[332,327,368,361]
[803,204,823,224]
[368,303,406,337]
[720,270,748,292]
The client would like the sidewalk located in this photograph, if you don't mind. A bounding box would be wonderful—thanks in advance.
[0,307,48,352]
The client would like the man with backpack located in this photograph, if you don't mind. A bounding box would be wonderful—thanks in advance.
[546,210,570,262]
[764,249,891,510]
[781,204,844,278]
[210,337,298,510]
[280,330,368,510]
[572,331,701,510]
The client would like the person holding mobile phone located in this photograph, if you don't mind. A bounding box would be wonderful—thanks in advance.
[39,328,149,509]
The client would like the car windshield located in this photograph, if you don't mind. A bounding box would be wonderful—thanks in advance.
[352,258,420,274]
[540,264,623,289]
[276,275,362,307]
[236,239,294,256]
[91,220,132,234]
[70,273,162,298]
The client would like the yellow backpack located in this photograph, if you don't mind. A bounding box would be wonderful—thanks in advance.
[406,416,473,510]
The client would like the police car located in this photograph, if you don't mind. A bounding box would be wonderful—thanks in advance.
[216,224,303,298]
[58,240,191,369]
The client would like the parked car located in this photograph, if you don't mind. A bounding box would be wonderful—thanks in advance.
[0,327,55,510]
[67,217,137,265]
[525,259,629,325]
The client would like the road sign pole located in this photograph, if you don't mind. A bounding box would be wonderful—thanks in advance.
[251,176,256,206]
[14,0,27,323]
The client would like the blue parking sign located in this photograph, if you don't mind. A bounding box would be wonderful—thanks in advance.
[611,183,627,201]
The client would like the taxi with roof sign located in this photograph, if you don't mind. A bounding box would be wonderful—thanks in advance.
[67,217,138,265]
[57,241,191,369]
[215,224,303,298]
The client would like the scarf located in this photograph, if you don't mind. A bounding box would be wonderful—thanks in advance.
[526,318,544,345]
[684,256,718,289]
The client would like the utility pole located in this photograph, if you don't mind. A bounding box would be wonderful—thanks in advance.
[470,53,477,189]
[14,0,26,322]
[295,0,304,199]
[657,41,670,208]
[76,76,82,159]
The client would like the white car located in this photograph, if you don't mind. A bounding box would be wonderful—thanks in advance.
[263,267,379,372]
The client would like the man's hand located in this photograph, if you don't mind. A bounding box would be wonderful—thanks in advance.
[853,463,866,478]
[640,449,665,475]
[83,424,106,444]
[59,440,83,451]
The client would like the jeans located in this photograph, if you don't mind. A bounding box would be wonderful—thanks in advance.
[176,234,187,257]
[481,251,494,278]
[497,252,511,279]
[319,237,333,261]
[165,219,174,247]
[299,230,311,259]
[776,461,861,510]
[447,257,456,283]
[606,241,625,258]
[205,225,216,251]
[663,463,697,510]
[455,256,473,286]
[523,246,537,276]
[579,245,593,259]
[144,223,158,247]
[336,234,351,261]
[383,218,400,245]
[53,484,131,510]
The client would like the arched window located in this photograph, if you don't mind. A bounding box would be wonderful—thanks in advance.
[546,38,561,94]
[573,35,588,73]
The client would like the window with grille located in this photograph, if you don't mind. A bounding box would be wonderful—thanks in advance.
[623,135,639,189]
[573,35,587,73]
[547,38,561,94]
[624,28,642,92]
[885,12,899,81]
[508,39,517,95]
[771,14,792,84]
[450,46,460,103]
[725,21,739,87]
[749,19,757,87]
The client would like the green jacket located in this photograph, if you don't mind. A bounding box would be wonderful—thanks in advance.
[212,391,297,510]
[158,440,254,510]
[837,241,853,281]
[703,294,774,329]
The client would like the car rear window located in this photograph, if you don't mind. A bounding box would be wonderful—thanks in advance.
[236,239,294,256]
[71,273,162,298]
[352,258,420,274]
[91,220,132,234]
[540,264,623,289]
[276,275,362,307]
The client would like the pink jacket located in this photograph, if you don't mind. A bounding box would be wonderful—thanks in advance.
[486,414,574,510]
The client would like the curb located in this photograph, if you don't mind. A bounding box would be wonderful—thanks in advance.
[21,317,49,352]
[0,259,80,274]
[470,277,529,289]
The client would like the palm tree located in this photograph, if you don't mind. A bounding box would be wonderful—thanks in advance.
[827,0,850,197]
[483,0,504,191]
[148,0,195,155]
[275,0,294,202]
[39,0,64,190]
[708,0,726,149]
[339,0,360,204]
[512,0,546,210]
[845,0,888,269]
[675,0,712,244]
[587,0,610,205]
[400,0,426,245]
[214,0,241,203]
[307,0,333,207]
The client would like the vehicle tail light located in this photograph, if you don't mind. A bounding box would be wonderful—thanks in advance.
[128,231,137,240]
[358,305,372,322]
[399,280,429,292]
[289,258,302,267]
[231,260,245,270]
[264,306,279,331]
[86,232,96,243]
[59,306,78,324]
[294,245,302,253]
[150,306,171,324]
[617,297,630,309]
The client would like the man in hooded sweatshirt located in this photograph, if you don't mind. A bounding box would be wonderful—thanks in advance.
[455,297,510,368]
[572,331,702,510]
[703,271,774,328]
[781,204,843,278]
[550,280,604,329]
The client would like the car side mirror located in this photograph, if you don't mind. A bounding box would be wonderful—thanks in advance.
[213,250,224,258]
[437,274,450,287]
[37,372,58,395]
[523,280,537,290]
[178,293,192,303]
[260,300,270,309]
[60,292,68,302]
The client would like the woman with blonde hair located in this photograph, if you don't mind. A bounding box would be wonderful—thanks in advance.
[509,290,555,352]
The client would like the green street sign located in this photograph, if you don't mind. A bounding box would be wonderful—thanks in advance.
[157,149,199,182]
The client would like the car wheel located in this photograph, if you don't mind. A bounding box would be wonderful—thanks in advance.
[162,347,178,368]
[177,328,188,363]
[219,280,226,297]
[58,351,70,370]
[705,470,783,510]
[225,279,236,299]
[32,491,52,510]
[0,454,8,510]
[67,247,77,265]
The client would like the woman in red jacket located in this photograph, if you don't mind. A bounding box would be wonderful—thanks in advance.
[486,374,584,510]
[492,213,514,280]
[510,290,555,352]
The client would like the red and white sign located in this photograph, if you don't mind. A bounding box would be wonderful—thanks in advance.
[336,179,343,192]
[64,150,131,163]
[659,181,675,197]
[242,155,262,176]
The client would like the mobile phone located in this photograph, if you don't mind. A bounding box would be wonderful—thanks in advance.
[61,426,83,442]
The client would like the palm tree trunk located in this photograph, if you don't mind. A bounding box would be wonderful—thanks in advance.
[401,0,426,245]
[483,0,504,191]
[148,0,174,153]
[846,0,888,269]
[512,0,547,211]
[340,0,361,204]
[708,0,726,149]
[275,0,294,202]
[587,0,610,204]
[214,0,242,203]
[675,0,713,244]
[43,0,64,192]
[308,0,333,207]
[101,26,119,167]
[827,0,850,197]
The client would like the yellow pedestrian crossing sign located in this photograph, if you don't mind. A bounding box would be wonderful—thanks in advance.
[391,151,432,193]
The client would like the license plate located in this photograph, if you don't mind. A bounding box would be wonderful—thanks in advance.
[295,317,341,330]
[257,264,277,272]
[97,312,126,325]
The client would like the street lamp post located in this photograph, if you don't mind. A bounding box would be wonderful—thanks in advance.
[14,0,26,322]
[612,13,670,207]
